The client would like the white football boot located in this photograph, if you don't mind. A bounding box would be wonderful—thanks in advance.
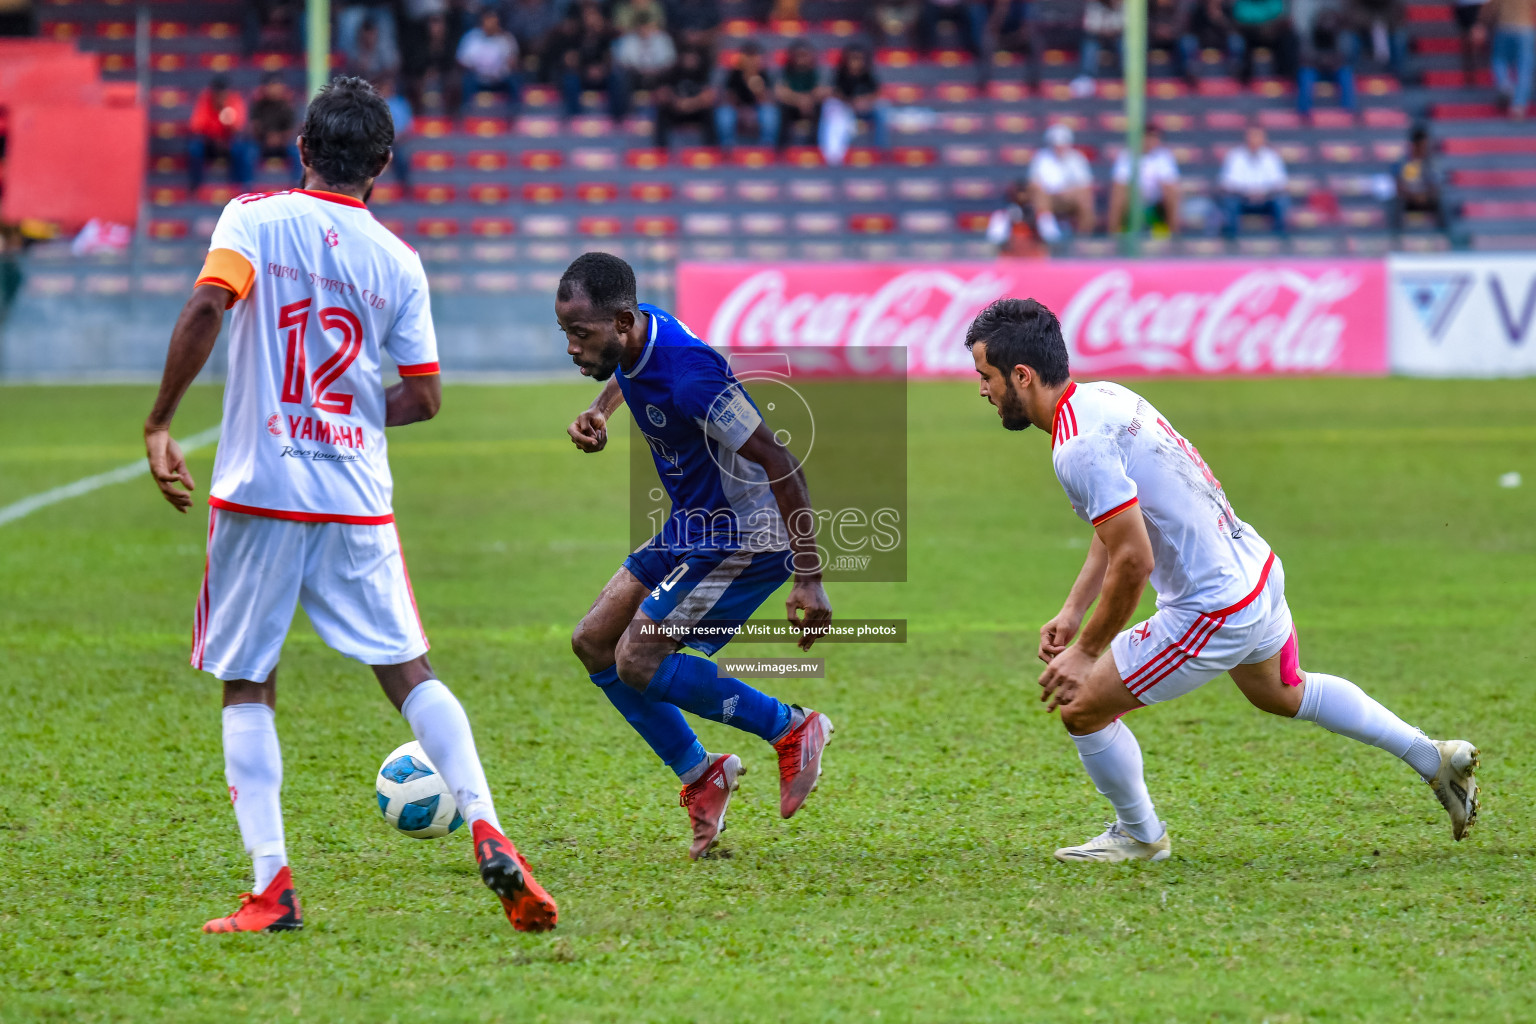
[1054,821,1171,863]
[1427,739,1480,841]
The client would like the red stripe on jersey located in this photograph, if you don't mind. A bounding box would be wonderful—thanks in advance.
[1207,551,1277,617]
[295,188,368,209]
[1092,497,1139,526]
[1050,381,1078,449]
[1123,613,1212,687]
[208,496,395,525]
[1131,615,1225,696]
[394,525,431,650]
[396,361,440,376]
[237,189,296,204]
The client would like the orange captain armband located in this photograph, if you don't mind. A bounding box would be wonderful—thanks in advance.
[194,248,256,307]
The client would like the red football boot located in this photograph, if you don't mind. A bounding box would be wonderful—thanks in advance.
[472,819,558,933]
[202,866,303,933]
[773,707,834,819]
[679,753,744,860]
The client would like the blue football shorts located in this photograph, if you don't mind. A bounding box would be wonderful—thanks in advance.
[622,541,794,656]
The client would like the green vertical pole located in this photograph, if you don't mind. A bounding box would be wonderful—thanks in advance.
[1122,0,1148,254]
[307,0,331,100]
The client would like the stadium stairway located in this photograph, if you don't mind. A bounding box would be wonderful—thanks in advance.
[28,0,1514,299]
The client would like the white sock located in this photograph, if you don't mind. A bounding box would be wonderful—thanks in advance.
[222,703,287,893]
[400,679,502,833]
[1296,672,1440,781]
[678,752,717,786]
[1069,720,1162,843]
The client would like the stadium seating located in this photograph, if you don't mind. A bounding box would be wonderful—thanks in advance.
[27,0,1536,294]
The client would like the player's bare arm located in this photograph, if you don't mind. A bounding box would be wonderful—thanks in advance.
[143,282,233,512]
[736,422,831,652]
[385,372,441,427]
[567,376,625,453]
[1040,533,1109,664]
[1038,506,1153,713]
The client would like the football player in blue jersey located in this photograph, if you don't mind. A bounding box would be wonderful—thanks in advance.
[557,252,835,859]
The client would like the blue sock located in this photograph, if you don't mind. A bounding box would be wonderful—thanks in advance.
[645,653,792,743]
[590,665,706,778]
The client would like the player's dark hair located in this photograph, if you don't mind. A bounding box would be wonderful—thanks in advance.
[559,252,638,314]
[299,76,393,188]
[964,298,1070,386]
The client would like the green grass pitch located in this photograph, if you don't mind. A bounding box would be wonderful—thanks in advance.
[2,378,1534,1023]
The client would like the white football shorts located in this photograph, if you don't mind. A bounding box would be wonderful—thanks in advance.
[1112,556,1296,705]
[191,508,430,682]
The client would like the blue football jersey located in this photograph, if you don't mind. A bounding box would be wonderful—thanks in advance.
[616,304,786,554]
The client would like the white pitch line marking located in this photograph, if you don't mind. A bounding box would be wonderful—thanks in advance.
[0,425,221,528]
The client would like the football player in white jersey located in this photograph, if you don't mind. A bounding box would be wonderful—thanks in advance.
[964,298,1481,862]
[143,77,557,932]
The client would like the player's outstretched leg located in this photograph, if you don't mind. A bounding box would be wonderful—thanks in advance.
[394,673,558,931]
[635,650,834,819]
[1232,638,1481,841]
[205,691,304,933]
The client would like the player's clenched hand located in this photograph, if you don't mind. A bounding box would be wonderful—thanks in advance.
[786,580,832,652]
[568,409,608,453]
[1039,611,1082,664]
[1038,644,1095,714]
[145,428,195,512]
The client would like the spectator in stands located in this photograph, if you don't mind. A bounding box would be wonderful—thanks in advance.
[985,0,1043,89]
[1107,124,1183,233]
[717,41,780,146]
[917,0,987,55]
[614,0,668,32]
[611,10,678,122]
[377,74,414,187]
[1452,0,1490,83]
[1347,0,1409,78]
[1078,0,1127,85]
[870,1,924,46]
[402,12,463,117]
[986,179,1049,257]
[1184,0,1244,79]
[1219,125,1290,237]
[507,0,563,77]
[1489,0,1535,117]
[831,45,891,149]
[187,75,255,192]
[1297,6,1358,118]
[1150,0,1196,82]
[547,2,618,118]
[1231,0,1299,83]
[458,9,523,115]
[1027,123,1095,240]
[337,1,399,69]
[655,46,720,146]
[666,0,723,50]
[1388,125,1448,234]
[347,18,401,85]
[249,73,300,182]
[775,41,829,148]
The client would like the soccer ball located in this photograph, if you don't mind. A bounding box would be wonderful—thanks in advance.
[375,741,464,839]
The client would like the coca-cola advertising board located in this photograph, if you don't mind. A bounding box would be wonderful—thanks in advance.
[677,261,1388,377]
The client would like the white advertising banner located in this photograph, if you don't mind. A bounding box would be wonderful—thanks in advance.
[1389,254,1536,377]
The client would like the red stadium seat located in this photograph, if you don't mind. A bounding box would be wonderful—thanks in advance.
[625,148,668,170]
[891,146,937,167]
[987,82,1029,102]
[956,211,992,232]
[1431,102,1502,120]
[253,53,298,71]
[680,147,723,169]
[942,112,988,134]
[999,144,1035,166]
[415,117,454,138]
[843,146,881,167]
[411,151,454,172]
[96,21,132,39]
[634,215,678,237]
[152,21,189,40]
[463,116,509,138]
[467,183,511,204]
[1451,169,1536,188]
[149,219,189,240]
[943,144,992,167]
[202,22,239,40]
[849,213,896,234]
[994,112,1035,133]
[630,181,674,202]
[370,183,404,204]
[411,183,456,204]
[1149,81,1192,99]
[416,217,460,238]
[150,186,188,205]
[466,150,510,171]
[199,54,240,72]
[783,147,823,168]
[470,217,516,237]
[882,83,925,104]
[934,83,979,103]
[1443,137,1536,155]
[1462,200,1536,219]
[578,215,624,237]
[731,146,775,168]
[521,150,564,170]
[196,184,241,205]
[576,182,619,203]
[875,49,918,67]
[522,183,565,203]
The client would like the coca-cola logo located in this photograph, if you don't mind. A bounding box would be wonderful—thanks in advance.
[695,264,1376,376]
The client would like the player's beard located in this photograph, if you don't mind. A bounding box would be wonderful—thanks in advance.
[997,378,1032,431]
[586,338,626,381]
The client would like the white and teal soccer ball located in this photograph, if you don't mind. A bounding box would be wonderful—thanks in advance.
[375,741,464,839]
